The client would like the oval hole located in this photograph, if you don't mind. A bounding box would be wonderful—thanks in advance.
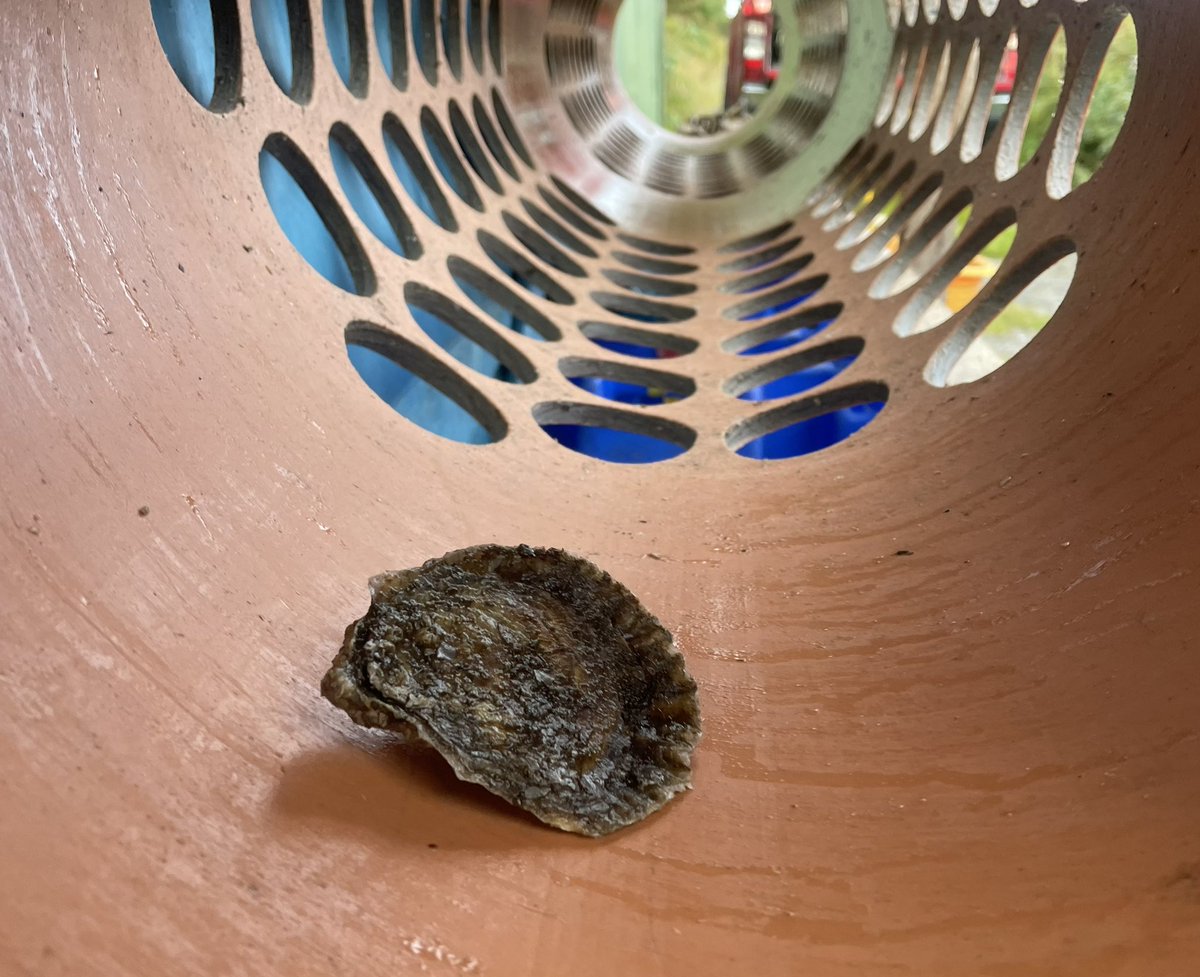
[465,0,484,72]
[486,0,503,73]
[835,163,916,252]
[449,100,503,193]
[852,175,944,272]
[723,303,843,356]
[611,250,695,275]
[725,338,864,402]
[537,186,605,240]
[421,108,483,211]
[869,190,972,298]
[374,0,408,90]
[472,96,519,178]
[492,89,533,168]
[411,0,437,83]
[440,0,463,80]
[478,231,575,304]
[875,42,908,126]
[559,357,696,406]
[931,39,980,155]
[996,24,1066,181]
[809,143,870,210]
[601,268,696,298]
[723,276,829,322]
[888,43,928,135]
[893,214,1016,337]
[382,113,457,231]
[960,30,1017,163]
[722,255,815,296]
[404,282,535,383]
[909,40,952,142]
[1048,13,1137,198]
[523,200,599,259]
[615,231,694,257]
[821,155,895,233]
[251,0,313,102]
[718,222,794,254]
[927,245,1077,386]
[591,292,695,324]
[534,402,695,464]
[549,176,614,226]
[579,322,698,359]
[329,122,421,259]
[151,0,241,112]
[502,213,585,277]
[717,236,803,273]
[726,383,888,460]
[323,0,368,95]
[259,132,374,294]
[447,256,563,341]
[346,322,505,443]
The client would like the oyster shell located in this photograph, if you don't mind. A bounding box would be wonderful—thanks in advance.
[321,544,701,836]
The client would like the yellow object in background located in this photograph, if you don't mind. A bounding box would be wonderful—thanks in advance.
[946,256,996,312]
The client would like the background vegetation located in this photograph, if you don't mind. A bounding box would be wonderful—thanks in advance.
[662,0,731,130]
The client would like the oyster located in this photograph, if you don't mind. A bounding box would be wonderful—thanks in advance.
[321,544,701,836]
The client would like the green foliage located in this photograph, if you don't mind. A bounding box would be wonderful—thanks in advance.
[1073,18,1138,186]
[1018,29,1067,169]
[981,222,1017,262]
[979,301,1051,340]
[662,0,730,130]
[1019,17,1138,183]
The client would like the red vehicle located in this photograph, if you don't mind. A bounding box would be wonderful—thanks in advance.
[987,36,1019,136]
[994,36,1019,100]
[725,0,780,109]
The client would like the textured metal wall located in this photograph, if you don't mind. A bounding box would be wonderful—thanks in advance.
[2,0,1199,974]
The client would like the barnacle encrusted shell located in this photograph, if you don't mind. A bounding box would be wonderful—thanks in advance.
[321,544,702,836]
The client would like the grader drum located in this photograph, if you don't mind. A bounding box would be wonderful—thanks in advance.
[2,0,1198,973]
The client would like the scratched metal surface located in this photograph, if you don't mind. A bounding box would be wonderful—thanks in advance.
[1,1,1199,975]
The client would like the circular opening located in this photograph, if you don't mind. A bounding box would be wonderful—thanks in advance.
[892,214,1016,337]
[926,244,1078,386]
[151,0,242,112]
[447,256,564,341]
[559,356,696,406]
[725,382,888,460]
[549,0,847,197]
[251,0,314,102]
[329,122,422,259]
[323,0,369,96]
[411,0,438,83]
[580,321,699,359]
[346,322,506,444]
[534,402,696,464]
[382,113,459,231]
[258,133,374,295]
[440,0,464,80]
[421,108,483,211]
[996,23,1067,182]
[722,302,842,355]
[404,282,536,384]
[613,0,730,131]
[724,337,864,401]
[1047,12,1138,198]
[374,0,409,90]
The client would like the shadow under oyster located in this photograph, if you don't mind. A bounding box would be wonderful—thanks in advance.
[321,544,702,836]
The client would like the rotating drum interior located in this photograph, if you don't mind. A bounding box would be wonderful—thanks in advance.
[2,0,1199,974]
